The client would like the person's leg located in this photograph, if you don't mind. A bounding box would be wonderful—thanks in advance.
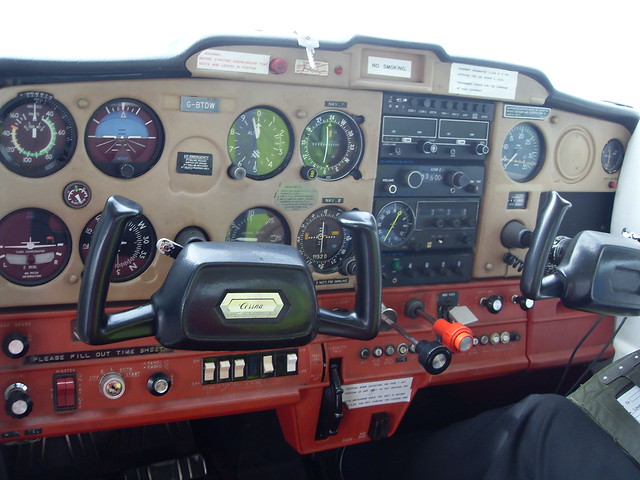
[340,394,640,480]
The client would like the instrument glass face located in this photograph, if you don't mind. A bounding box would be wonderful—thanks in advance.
[0,208,72,286]
[0,92,77,177]
[299,110,363,181]
[376,201,415,247]
[501,123,545,182]
[225,207,291,244]
[297,206,352,273]
[85,98,164,179]
[80,213,156,282]
[227,106,293,180]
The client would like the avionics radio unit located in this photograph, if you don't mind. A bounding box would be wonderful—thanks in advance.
[380,93,495,161]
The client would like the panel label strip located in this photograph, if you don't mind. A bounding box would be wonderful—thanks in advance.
[342,377,413,409]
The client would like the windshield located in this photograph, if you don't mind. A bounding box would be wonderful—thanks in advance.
[2,0,638,109]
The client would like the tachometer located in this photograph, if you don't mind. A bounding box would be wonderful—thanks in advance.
[227,106,293,180]
[300,110,363,181]
[0,92,77,177]
[0,208,72,286]
[225,207,290,244]
[85,98,164,179]
[376,201,415,248]
[601,139,624,174]
[297,206,352,273]
[80,213,156,282]
[501,123,545,182]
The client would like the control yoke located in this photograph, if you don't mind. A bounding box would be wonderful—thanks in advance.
[520,191,640,316]
[77,196,382,350]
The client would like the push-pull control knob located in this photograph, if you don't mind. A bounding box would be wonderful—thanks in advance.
[3,333,29,359]
[445,171,469,189]
[481,295,503,314]
[4,383,33,419]
[512,295,535,311]
[416,340,452,375]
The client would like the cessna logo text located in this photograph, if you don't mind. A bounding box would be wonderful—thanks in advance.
[220,292,285,320]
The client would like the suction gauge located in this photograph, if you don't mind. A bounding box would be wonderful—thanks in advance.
[300,110,363,180]
[80,213,156,282]
[297,206,352,273]
[0,92,77,177]
[0,208,72,286]
[85,98,164,179]
[601,139,624,174]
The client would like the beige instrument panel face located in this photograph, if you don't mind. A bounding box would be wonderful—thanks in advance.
[0,42,632,307]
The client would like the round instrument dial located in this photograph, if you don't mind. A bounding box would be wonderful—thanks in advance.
[227,106,293,180]
[300,110,363,181]
[0,208,72,286]
[85,98,164,179]
[0,92,77,177]
[501,123,545,182]
[63,181,92,209]
[376,201,415,248]
[601,139,624,174]
[297,206,352,273]
[225,207,290,244]
[80,213,156,282]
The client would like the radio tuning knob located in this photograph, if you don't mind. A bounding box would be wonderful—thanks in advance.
[445,170,469,189]
[404,170,424,189]
[475,143,490,155]
[419,141,437,155]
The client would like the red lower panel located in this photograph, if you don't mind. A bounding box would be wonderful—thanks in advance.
[0,279,614,453]
[527,299,615,368]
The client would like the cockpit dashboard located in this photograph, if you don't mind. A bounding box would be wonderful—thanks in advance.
[0,35,637,465]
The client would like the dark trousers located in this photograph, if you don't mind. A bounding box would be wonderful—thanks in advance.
[340,394,640,480]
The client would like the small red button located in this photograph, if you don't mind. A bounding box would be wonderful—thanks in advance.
[269,58,288,74]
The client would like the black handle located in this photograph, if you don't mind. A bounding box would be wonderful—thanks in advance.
[520,191,572,300]
[76,196,155,344]
[317,211,382,340]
